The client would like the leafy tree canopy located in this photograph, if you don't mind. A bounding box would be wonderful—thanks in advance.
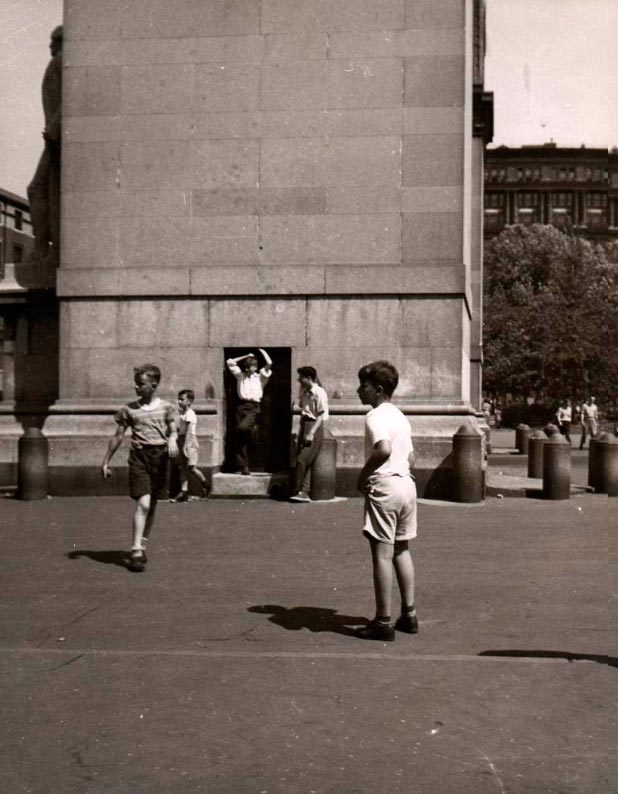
[483,224,618,406]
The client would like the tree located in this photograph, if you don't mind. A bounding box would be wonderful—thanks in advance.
[483,224,618,406]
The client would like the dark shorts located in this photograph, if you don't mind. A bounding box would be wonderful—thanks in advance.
[128,445,169,500]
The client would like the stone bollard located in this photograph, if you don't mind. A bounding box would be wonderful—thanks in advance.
[596,434,618,496]
[544,423,560,438]
[542,434,571,500]
[515,423,531,455]
[310,428,337,501]
[527,429,546,479]
[587,437,600,491]
[452,421,484,503]
[17,427,49,500]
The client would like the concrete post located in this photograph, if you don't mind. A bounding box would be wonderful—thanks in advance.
[310,428,337,501]
[588,437,600,491]
[542,434,571,500]
[544,423,560,438]
[527,429,546,479]
[596,434,618,496]
[452,421,484,503]
[17,427,48,500]
[515,423,531,454]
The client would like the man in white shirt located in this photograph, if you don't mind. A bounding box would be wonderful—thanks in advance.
[290,366,329,502]
[226,349,272,474]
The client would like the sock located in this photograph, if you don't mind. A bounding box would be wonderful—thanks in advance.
[401,604,416,617]
[375,615,391,626]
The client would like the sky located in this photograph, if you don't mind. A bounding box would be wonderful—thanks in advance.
[0,0,616,198]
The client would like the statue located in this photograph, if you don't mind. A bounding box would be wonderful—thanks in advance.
[27,25,63,265]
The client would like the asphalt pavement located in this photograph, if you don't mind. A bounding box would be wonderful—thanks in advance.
[1,487,616,794]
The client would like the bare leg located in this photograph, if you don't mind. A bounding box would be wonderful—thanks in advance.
[393,540,415,610]
[132,494,155,549]
[188,465,206,485]
[369,537,395,617]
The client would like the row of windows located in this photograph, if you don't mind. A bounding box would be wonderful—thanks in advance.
[485,166,609,183]
[485,192,608,209]
[485,209,610,232]
[0,207,30,232]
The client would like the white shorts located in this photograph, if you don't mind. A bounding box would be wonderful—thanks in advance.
[363,475,417,544]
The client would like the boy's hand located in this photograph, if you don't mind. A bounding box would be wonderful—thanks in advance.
[168,437,179,458]
[356,475,370,494]
[101,463,112,479]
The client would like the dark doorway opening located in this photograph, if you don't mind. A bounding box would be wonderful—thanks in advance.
[223,347,292,473]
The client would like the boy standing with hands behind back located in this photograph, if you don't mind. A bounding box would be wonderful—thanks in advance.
[355,361,418,641]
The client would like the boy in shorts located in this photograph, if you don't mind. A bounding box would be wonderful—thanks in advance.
[354,361,418,641]
[172,389,208,501]
[101,364,179,572]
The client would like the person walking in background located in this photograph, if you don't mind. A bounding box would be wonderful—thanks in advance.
[579,397,599,449]
[172,389,208,502]
[354,361,418,642]
[101,364,178,572]
[556,399,572,444]
[226,349,272,475]
[290,366,329,503]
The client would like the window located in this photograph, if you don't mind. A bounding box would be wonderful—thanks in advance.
[13,245,23,263]
[14,210,22,231]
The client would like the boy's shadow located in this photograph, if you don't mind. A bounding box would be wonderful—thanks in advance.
[67,550,130,570]
[248,605,367,637]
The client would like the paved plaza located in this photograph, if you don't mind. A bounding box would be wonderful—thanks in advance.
[1,489,616,794]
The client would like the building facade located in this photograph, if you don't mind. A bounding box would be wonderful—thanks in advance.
[0,190,34,275]
[0,0,492,498]
[484,143,615,242]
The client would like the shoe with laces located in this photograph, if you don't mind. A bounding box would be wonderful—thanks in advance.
[171,491,189,502]
[395,614,418,634]
[354,620,395,642]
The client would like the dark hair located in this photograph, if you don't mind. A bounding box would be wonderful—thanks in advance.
[178,389,195,401]
[297,366,317,381]
[133,363,161,386]
[240,355,258,372]
[357,360,399,397]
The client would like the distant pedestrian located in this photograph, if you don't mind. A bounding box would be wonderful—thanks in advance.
[556,399,572,444]
[226,349,272,475]
[579,397,599,448]
[290,366,329,502]
[354,361,418,642]
[101,364,178,572]
[172,389,208,502]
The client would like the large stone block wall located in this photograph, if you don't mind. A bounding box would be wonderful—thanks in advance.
[26,0,481,496]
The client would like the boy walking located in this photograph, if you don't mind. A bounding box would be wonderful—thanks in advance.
[102,364,178,572]
[226,348,272,474]
[355,361,418,641]
[290,366,329,502]
[172,389,208,501]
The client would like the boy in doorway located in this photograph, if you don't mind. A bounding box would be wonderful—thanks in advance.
[226,348,272,474]
[102,364,178,572]
[172,389,208,501]
[290,366,329,502]
[355,361,418,641]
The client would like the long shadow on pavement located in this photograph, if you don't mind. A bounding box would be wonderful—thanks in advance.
[479,649,618,669]
[248,605,367,637]
[67,549,130,570]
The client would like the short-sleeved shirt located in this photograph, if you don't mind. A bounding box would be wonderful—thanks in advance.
[178,406,198,438]
[364,402,413,480]
[227,362,270,402]
[299,383,329,422]
[114,398,177,448]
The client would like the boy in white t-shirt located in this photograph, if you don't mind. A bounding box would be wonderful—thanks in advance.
[172,389,208,501]
[355,360,418,642]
